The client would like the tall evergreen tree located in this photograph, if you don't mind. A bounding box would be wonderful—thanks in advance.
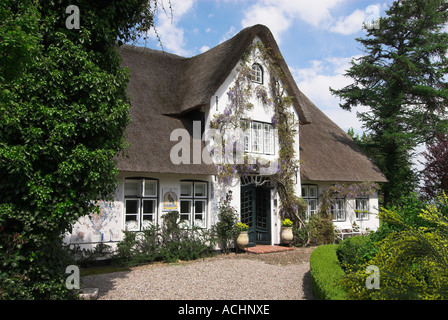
[331,0,448,206]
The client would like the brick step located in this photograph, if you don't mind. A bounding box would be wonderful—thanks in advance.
[244,245,294,254]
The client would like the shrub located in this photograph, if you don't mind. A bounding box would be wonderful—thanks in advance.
[336,235,377,272]
[308,214,335,245]
[114,230,141,266]
[310,244,347,300]
[159,212,216,263]
[292,223,309,247]
[215,193,239,254]
[114,212,216,266]
[340,193,448,300]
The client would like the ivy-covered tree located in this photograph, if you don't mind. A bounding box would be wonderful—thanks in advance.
[331,0,448,206]
[0,0,161,299]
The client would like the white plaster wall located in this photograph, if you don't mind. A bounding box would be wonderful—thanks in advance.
[301,181,381,231]
[63,181,124,252]
[64,172,215,251]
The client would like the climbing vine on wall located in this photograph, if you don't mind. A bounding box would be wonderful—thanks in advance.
[210,41,308,229]
[319,182,380,216]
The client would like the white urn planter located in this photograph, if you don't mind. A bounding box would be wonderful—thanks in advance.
[281,227,294,245]
[236,231,249,250]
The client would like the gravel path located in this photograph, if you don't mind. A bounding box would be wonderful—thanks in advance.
[82,247,316,300]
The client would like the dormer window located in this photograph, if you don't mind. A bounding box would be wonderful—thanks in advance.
[250,63,263,84]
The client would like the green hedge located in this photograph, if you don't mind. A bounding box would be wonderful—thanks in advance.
[310,244,347,300]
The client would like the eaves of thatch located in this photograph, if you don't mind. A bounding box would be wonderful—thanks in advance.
[299,103,387,183]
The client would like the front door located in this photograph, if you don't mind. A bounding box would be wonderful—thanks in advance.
[241,184,271,244]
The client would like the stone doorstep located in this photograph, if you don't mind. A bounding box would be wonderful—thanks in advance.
[244,245,294,254]
[79,288,99,300]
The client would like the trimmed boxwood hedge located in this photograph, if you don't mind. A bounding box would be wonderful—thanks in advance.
[310,244,347,300]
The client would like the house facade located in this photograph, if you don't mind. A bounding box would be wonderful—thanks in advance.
[64,25,387,250]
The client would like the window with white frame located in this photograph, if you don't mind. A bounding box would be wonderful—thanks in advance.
[355,198,369,221]
[252,122,263,152]
[250,63,263,84]
[124,178,158,231]
[264,124,274,154]
[302,185,318,220]
[332,198,346,222]
[243,121,275,155]
[180,181,207,228]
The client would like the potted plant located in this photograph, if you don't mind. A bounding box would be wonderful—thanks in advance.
[236,222,249,250]
[281,219,294,245]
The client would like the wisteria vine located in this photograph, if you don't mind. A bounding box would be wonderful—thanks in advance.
[210,41,308,229]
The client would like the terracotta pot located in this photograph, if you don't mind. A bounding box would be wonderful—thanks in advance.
[236,231,249,250]
[281,227,294,245]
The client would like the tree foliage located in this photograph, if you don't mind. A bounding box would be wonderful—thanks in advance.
[0,0,160,299]
[420,133,448,199]
[340,193,448,300]
[332,0,448,206]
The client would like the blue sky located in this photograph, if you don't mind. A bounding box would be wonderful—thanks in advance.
[138,0,396,134]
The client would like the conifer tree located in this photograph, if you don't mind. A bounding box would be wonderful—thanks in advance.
[331,0,448,206]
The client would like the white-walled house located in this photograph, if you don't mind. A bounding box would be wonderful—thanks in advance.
[64,25,387,250]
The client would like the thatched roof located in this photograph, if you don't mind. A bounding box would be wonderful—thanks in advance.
[300,103,387,183]
[116,24,386,183]
[116,24,312,175]
[116,45,216,175]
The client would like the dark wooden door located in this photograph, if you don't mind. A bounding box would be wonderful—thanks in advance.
[241,185,271,244]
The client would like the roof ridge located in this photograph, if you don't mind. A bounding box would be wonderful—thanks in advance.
[118,25,312,123]
[118,43,187,60]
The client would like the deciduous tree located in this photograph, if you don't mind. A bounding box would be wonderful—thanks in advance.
[420,133,448,198]
[0,0,163,299]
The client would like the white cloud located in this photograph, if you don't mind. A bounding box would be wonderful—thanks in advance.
[169,0,194,18]
[291,55,367,132]
[330,9,367,35]
[200,45,210,53]
[147,0,195,56]
[443,23,448,33]
[219,26,237,43]
[241,4,292,43]
[240,0,371,42]
[278,0,344,28]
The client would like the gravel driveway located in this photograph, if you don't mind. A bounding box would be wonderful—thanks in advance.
[82,247,316,300]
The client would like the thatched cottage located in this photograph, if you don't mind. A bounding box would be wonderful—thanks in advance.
[64,25,387,250]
